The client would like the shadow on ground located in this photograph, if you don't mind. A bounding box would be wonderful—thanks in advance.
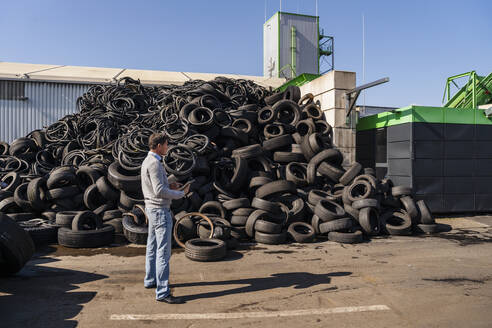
[173,271,351,302]
[0,255,107,328]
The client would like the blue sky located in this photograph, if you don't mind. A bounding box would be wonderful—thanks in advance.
[1,0,491,107]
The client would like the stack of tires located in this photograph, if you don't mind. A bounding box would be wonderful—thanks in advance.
[0,77,437,253]
[57,211,114,248]
[121,205,148,245]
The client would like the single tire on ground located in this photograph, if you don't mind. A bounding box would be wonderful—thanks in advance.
[57,225,114,248]
[184,238,227,262]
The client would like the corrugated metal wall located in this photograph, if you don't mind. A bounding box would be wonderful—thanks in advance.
[279,13,318,79]
[0,80,90,143]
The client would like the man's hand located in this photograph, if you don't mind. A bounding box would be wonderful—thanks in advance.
[182,184,190,194]
[169,182,182,190]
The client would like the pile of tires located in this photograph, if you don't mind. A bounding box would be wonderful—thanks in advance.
[0,77,436,254]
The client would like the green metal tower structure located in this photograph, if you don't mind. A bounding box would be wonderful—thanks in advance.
[443,71,492,109]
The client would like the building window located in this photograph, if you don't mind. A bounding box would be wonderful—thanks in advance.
[0,81,26,100]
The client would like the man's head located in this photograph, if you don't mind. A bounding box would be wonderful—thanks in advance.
[148,132,168,156]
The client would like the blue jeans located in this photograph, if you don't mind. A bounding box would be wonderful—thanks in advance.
[144,207,173,300]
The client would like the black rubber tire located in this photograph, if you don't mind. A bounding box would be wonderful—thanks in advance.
[27,177,48,211]
[76,165,101,189]
[352,198,379,210]
[262,135,293,151]
[245,209,267,237]
[119,191,144,211]
[273,152,306,163]
[230,226,248,240]
[400,196,419,225]
[339,162,362,186]
[107,161,141,194]
[392,186,412,197]
[72,211,103,231]
[347,180,373,202]
[96,176,120,202]
[307,189,333,205]
[319,218,354,234]
[103,209,122,221]
[254,219,283,234]
[21,222,58,246]
[300,134,316,160]
[232,208,255,216]
[230,215,249,226]
[255,180,297,199]
[47,185,80,200]
[358,207,380,236]
[58,225,114,248]
[314,199,346,222]
[106,218,123,234]
[302,103,323,120]
[254,230,287,245]
[384,211,412,236]
[199,201,226,218]
[311,215,321,235]
[1,172,21,193]
[273,99,301,126]
[0,214,35,275]
[258,106,277,124]
[317,162,344,182]
[271,195,306,222]
[46,167,77,189]
[417,200,435,224]
[264,92,284,106]
[0,190,13,202]
[307,149,343,181]
[249,176,273,190]
[232,144,263,159]
[251,197,282,214]
[353,174,378,189]
[185,238,227,262]
[84,184,106,210]
[122,215,148,245]
[13,183,32,211]
[0,197,22,213]
[56,211,82,228]
[222,198,250,211]
[328,230,363,244]
[287,222,315,243]
[285,162,308,186]
[344,204,360,221]
[283,86,301,103]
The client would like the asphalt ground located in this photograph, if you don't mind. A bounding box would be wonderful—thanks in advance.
[1,216,492,328]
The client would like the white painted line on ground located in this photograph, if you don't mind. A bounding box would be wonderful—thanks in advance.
[110,305,390,320]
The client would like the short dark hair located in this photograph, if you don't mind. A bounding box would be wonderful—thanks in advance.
[148,132,168,150]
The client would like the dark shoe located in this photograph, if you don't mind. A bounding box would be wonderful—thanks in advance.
[157,295,185,304]
[144,284,156,289]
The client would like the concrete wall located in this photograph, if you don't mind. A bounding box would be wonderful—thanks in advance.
[299,70,356,166]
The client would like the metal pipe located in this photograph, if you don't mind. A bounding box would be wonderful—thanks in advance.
[291,26,296,78]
